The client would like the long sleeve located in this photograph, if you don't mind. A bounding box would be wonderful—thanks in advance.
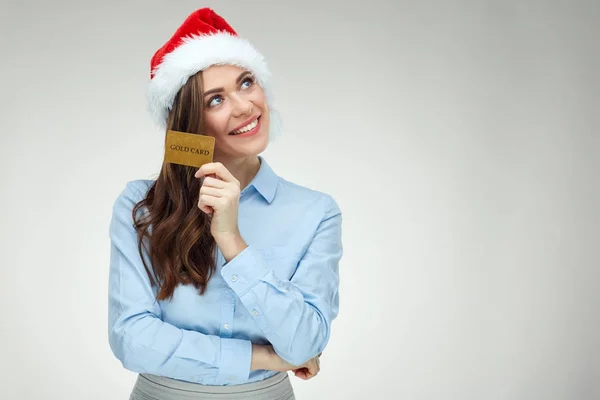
[220,194,343,366]
[107,181,252,385]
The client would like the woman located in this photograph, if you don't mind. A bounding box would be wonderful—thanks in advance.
[108,7,343,400]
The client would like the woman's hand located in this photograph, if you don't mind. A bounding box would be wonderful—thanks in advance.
[194,162,241,239]
[251,345,321,380]
[291,355,320,380]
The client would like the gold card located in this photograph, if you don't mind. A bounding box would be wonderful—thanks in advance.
[164,130,215,168]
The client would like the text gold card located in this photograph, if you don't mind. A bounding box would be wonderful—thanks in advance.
[164,130,215,168]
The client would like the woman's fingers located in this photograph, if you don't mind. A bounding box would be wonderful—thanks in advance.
[199,185,223,197]
[198,204,213,215]
[294,369,309,380]
[197,175,231,214]
[293,357,319,380]
[195,162,239,185]
[307,358,319,376]
[201,176,227,189]
[198,194,221,215]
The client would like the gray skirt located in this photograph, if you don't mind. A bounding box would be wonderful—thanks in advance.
[129,372,295,400]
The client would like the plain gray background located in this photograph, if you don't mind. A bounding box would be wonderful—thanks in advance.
[1,0,598,399]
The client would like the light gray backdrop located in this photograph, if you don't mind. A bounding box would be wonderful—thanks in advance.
[1,0,598,399]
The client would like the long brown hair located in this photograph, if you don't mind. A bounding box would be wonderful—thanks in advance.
[132,71,216,301]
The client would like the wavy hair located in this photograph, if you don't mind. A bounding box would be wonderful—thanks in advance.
[132,71,216,301]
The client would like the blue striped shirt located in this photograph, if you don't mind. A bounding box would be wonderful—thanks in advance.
[107,156,343,385]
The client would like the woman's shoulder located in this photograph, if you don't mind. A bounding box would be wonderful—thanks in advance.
[112,179,156,211]
[275,177,342,215]
[119,179,155,197]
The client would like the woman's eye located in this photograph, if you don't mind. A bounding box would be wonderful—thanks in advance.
[241,77,254,89]
[206,77,253,107]
[208,96,223,107]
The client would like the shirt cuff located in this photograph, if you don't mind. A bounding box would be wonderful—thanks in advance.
[220,245,270,296]
[216,337,252,385]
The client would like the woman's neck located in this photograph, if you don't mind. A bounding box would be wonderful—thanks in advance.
[214,155,261,190]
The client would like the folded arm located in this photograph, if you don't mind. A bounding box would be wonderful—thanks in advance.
[219,195,343,366]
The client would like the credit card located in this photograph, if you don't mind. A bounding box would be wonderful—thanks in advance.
[164,129,215,168]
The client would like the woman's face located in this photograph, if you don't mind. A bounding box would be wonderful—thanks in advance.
[201,64,270,159]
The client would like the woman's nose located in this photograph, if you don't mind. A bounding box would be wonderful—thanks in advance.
[231,96,253,116]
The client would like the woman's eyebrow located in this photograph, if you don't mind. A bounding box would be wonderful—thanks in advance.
[203,71,253,97]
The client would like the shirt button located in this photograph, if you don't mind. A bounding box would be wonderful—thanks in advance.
[231,275,238,282]
[224,323,230,330]
[252,309,259,317]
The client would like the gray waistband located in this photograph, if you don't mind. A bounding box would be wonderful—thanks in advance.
[132,371,294,399]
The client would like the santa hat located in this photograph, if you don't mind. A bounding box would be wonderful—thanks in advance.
[147,7,282,140]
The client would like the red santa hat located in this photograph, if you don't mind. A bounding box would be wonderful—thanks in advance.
[147,7,282,139]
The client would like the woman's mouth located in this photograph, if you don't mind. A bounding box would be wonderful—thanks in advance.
[229,116,261,137]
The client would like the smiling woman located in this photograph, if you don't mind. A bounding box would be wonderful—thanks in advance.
[201,66,270,157]
[107,7,343,400]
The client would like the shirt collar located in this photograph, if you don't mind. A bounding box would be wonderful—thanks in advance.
[242,155,279,203]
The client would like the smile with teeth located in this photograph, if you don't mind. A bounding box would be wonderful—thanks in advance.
[230,117,259,135]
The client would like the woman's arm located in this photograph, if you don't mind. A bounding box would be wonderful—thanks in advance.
[108,181,255,385]
[217,194,343,367]
[251,344,321,379]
